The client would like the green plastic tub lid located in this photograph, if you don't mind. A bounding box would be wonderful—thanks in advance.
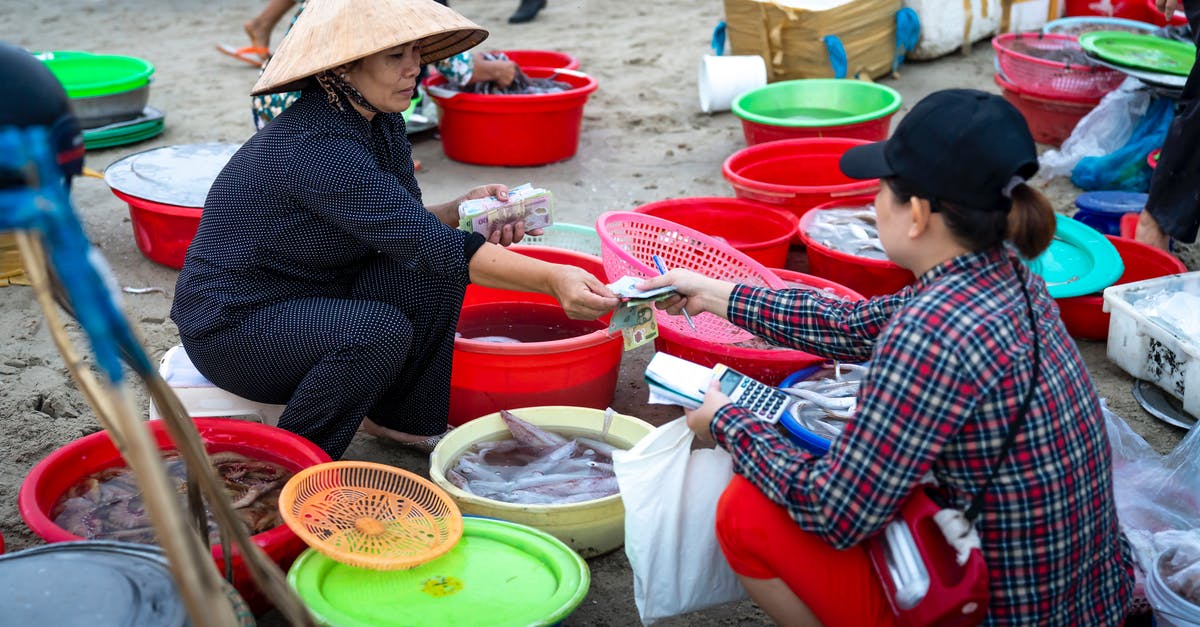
[82,106,165,149]
[1025,214,1124,299]
[289,516,590,627]
[0,540,187,626]
[732,78,902,128]
[41,53,155,99]
[1078,31,1197,77]
[104,142,240,207]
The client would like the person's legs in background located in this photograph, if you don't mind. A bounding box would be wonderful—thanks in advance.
[509,0,547,24]
[1139,0,1200,264]
[244,0,298,52]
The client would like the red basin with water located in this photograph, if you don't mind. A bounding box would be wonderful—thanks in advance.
[451,246,622,425]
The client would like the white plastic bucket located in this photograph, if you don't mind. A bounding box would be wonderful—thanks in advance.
[1147,550,1200,627]
[698,55,767,114]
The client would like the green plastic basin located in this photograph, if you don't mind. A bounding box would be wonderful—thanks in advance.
[288,517,590,626]
[733,79,902,128]
[42,54,154,99]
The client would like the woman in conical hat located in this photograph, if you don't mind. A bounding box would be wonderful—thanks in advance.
[172,0,618,460]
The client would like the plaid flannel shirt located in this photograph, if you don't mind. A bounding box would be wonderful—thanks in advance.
[712,246,1133,625]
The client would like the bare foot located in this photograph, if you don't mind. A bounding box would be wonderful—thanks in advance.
[361,417,440,445]
[243,18,272,53]
[1136,211,1171,250]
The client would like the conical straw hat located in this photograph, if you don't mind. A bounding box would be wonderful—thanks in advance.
[251,0,488,96]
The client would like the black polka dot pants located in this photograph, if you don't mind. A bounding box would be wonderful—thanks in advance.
[182,255,467,459]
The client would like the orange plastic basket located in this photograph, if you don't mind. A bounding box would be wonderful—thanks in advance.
[597,211,787,344]
[278,461,463,571]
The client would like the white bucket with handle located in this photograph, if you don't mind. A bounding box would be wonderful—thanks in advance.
[698,54,767,114]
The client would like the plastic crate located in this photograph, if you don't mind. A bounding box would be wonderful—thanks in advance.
[1103,271,1200,419]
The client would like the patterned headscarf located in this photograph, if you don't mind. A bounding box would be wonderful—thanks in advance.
[315,69,381,114]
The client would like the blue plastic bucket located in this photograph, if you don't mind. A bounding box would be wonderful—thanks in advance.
[1073,191,1146,236]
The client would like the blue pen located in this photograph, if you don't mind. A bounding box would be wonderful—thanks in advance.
[651,255,698,331]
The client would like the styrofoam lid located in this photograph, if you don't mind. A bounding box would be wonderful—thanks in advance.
[104,143,240,208]
[0,541,188,626]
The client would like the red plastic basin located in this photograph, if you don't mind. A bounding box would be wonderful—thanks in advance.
[111,187,201,270]
[797,196,916,298]
[500,49,581,71]
[1120,211,1140,239]
[1056,234,1187,340]
[1064,0,1188,25]
[426,67,598,166]
[631,197,798,269]
[740,115,894,146]
[17,418,331,614]
[722,137,879,231]
[654,269,863,385]
[451,245,622,426]
[995,73,1098,147]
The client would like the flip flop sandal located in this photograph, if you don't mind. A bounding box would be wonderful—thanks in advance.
[215,44,269,68]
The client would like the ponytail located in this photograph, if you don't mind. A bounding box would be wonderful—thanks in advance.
[884,177,1055,259]
[1005,183,1055,259]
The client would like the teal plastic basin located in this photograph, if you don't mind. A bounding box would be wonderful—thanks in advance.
[733,79,902,128]
[42,54,154,98]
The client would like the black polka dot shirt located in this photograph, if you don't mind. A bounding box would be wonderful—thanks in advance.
[171,89,481,339]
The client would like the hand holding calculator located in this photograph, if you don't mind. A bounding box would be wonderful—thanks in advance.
[711,364,792,424]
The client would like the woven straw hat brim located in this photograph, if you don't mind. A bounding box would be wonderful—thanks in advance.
[251,0,488,96]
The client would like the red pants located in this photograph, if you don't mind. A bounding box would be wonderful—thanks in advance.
[715,474,897,627]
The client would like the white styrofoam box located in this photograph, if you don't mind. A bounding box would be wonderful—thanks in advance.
[906,0,1002,60]
[150,345,285,425]
[1103,272,1200,419]
[905,0,1063,60]
[1007,0,1059,33]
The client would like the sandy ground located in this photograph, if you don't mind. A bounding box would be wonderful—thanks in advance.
[0,0,1194,624]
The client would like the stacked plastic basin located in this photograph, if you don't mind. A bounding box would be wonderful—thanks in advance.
[732,79,902,146]
[39,51,163,149]
[722,137,879,239]
[992,32,1123,146]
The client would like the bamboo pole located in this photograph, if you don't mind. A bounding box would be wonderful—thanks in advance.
[16,232,241,627]
[16,231,317,626]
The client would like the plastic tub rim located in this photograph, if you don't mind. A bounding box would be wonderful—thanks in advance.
[631,196,798,253]
[18,418,331,547]
[731,78,902,128]
[457,245,618,356]
[425,67,597,105]
[429,406,654,512]
[1043,15,1161,35]
[43,54,155,98]
[722,137,879,197]
[797,196,911,271]
[287,516,590,627]
[991,32,1114,74]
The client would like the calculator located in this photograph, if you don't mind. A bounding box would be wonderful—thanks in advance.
[712,364,792,424]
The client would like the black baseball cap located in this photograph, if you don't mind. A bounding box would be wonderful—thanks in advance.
[839,89,1038,213]
[0,42,84,188]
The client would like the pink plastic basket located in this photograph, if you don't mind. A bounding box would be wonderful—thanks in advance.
[596,211,787,344]
[993,33,1124,100]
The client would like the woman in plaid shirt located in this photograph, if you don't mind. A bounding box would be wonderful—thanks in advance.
[641,90,1134,625]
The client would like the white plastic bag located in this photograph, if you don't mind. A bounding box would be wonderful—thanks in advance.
[1104,402,1200,573]
[612,417,747,625]
[1038,78,1150,180]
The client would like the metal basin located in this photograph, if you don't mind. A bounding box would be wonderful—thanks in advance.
[71,83,150,129]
